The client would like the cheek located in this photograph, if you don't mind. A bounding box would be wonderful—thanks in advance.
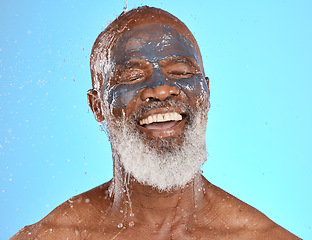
[174,76,209,101]
[107,84,142,108]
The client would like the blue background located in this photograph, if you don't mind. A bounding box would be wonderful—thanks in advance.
[1,0,311,239]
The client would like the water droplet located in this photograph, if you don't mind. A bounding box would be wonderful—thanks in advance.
[129,221,135,227]
[129,213,134,217]
[117,223,123,228]
[85,198,90,203]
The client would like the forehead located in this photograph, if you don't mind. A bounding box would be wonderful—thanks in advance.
[112,24,200,64]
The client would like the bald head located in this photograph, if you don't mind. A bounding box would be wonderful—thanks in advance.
[90,6,204,91]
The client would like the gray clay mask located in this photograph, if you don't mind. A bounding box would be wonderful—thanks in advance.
[105,24,209,108]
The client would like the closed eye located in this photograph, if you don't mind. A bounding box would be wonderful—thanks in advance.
[119,69,146,84]
[116,59,153,84]
[160,56,201,79]
[165,63,198,79]
[168,71,195,76]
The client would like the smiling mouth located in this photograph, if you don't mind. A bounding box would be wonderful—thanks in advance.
[137,109,186,139]
[139,112,182,129]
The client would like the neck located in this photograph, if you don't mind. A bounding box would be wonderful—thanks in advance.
[109,166,209,227]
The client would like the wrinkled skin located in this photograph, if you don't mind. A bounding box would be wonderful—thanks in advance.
[11,6,301,240]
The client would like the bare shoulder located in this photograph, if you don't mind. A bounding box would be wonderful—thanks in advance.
[202,182,301,239]
[10,181,113,239]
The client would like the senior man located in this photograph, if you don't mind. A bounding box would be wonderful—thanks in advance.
[11,6,300,240]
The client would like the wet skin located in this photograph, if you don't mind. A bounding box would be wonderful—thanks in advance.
[11,177,302,240]
[11,8,301,240]
[103,24,210,140]
[107,24,209,108]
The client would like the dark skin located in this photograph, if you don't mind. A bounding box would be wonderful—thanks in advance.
[11,178,300,239]
[11,8,301,240]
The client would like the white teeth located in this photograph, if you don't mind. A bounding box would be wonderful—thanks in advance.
[148,115,153,124]
[152,114,157,122]
[139,112,182,125]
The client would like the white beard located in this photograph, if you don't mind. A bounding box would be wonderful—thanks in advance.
[106,101,208,192]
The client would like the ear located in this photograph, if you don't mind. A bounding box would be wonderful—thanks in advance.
[87,89,105,122]
[205,77,211,111]
[205,76,209,89]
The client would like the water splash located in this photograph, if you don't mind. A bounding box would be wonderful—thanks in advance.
[123,0,128,12]
[124,172,134,217]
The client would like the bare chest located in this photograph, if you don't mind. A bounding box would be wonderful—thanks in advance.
[72,223,260,240]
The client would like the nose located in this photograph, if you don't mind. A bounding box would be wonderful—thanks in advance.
[140,85,181,101]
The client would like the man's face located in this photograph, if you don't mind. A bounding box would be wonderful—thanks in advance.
[103,23,209,142]
[97,22,209,190]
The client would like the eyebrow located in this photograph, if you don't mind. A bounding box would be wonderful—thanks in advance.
[125,61,142,69]
[169,57,191,63]
[162,56,198,67]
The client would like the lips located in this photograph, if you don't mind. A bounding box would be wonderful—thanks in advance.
[137,107,186,139]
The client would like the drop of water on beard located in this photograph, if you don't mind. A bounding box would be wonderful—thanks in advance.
[129,221,135,227]
[117,223,123,228]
